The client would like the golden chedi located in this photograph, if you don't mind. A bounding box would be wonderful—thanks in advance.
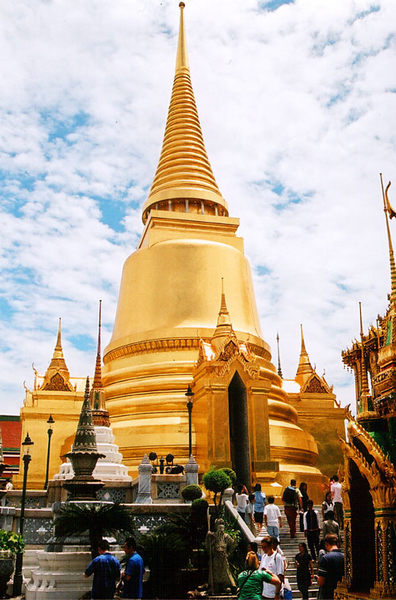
[103,3,326,496]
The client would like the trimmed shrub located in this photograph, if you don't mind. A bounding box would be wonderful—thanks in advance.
[181,484,202,502]
[219,467,236,486]
[202,468,231,495]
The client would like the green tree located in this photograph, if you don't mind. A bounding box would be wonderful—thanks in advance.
[54,502,134,557]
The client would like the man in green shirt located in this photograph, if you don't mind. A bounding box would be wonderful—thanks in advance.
[237,554,281,600]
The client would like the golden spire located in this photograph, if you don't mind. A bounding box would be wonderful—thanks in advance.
[90,300,109,422]
[276,332,283,378]
[142,2,228,222]
[175,2,189,73]
[295,324,314,385]
[92,300,103,390]
[358,301,370,413]
[380,173,396,309]
[212,279,236,352]
[41,318,73,391]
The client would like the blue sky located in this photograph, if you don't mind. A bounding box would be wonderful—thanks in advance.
[0,0,395,413]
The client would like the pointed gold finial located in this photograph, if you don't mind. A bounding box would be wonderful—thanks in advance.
[358,302,370,412]
[276,332,283,378]
[295,324,314,385]
[176,3,189,73]
[211,280,236,353]
[55,317,62,352]
[380,173,396,308]
[216,278,231,328]
[142,2,227,222]
[40,319,72,391]
[92,300,103,390]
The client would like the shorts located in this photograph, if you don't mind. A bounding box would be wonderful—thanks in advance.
[254,511,263,523]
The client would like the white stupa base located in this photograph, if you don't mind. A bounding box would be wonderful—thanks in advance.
[54,426,131,482]
[25,550,92,600]
[25,548,124,600]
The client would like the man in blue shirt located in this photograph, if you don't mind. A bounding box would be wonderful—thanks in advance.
[317,533,344,600]
[122,537,144,599]
[84,539,121,600]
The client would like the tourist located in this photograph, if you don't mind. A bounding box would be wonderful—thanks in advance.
[259,536,284,600]
[321,510,341,547]
[264,495,282,540]
[316,533,344,600]
[238,552,281,600]
[303,499,320,561]
[84,539,121,600]
[299,482,309,532]
[121,537,144,599]
[245,541,260,570]
[236,484,249,522]
[330,475,344,529]
[282,479,302,538]
[295,542,313,600]
[322,490,334,520]
[253,482,266,531]
[271,536,288,576]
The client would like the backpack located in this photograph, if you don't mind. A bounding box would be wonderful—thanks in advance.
[282,486,297,505]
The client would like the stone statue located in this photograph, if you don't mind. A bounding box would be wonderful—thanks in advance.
[206,518,237,594]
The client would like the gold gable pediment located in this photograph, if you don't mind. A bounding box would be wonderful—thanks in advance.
[302,373,329,394]
[42,372,72,392]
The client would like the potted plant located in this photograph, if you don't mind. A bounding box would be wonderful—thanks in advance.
[0,530,24,597]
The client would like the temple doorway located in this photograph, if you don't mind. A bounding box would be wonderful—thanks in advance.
[228,371,251,487]
[348,458,375,593]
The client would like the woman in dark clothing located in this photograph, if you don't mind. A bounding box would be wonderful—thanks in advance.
[295,542,313,600]
[299,482,309,532]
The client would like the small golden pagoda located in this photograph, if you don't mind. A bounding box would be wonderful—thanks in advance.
[103,3,327,497]
[337,176,396,600]
[284,325,345,477]
[15,320,85,489]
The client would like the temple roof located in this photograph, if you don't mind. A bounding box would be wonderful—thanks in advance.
[142,2,227,221]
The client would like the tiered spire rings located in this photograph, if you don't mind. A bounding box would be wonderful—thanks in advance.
[142,2,228,222]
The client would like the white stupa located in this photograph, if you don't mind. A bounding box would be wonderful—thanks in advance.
[55,301,131,482]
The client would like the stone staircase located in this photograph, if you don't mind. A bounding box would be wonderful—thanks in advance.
[255,505,324,600]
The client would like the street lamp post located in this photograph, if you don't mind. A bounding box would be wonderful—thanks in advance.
[185,385,194,457]
[13,433,34,597]
[44,415,55,489]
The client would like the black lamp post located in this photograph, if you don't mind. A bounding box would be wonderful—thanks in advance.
[185,385,194,457]
[44,414,55,489]
[13,433,34,597]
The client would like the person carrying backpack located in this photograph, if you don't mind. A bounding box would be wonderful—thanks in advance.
[282,479,302,538]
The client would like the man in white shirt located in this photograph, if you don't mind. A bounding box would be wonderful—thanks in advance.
[264,495,282,541]
[260,536,283,600]
[330,475,344,530]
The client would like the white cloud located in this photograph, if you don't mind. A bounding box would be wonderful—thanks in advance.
[0,0,395,414]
